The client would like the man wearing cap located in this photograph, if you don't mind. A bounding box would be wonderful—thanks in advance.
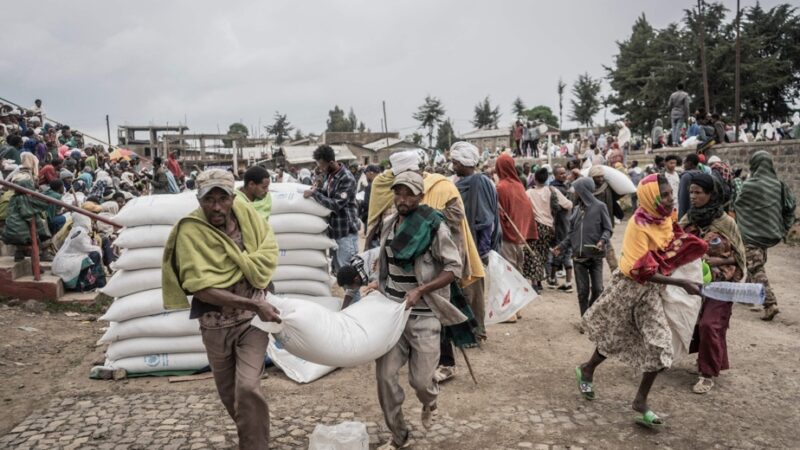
[375,171,465,450]
[304,144,360,274]
[162,169,280,450]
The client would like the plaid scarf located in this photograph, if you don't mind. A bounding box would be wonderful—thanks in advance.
[389,204,444,271]
[442,283,479,348]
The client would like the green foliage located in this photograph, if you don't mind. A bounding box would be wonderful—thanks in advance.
[223,122,248,148]
[409,132,424,145]
[412,95,446,148]
[327,105,354,132]
[512,97,526,117]
[570,72,602,127]
[435,119,456,150]
[293,129,304,141]
[523,105,559,128]
[265,112,294,145]
[472,96,501,129]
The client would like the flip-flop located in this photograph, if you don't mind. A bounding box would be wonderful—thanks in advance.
[635,410,664,429]
[575,367,595,400]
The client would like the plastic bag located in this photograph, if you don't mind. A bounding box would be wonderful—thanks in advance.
[662,259,703,363]
[484,251,538,325]
[308,422,369,450]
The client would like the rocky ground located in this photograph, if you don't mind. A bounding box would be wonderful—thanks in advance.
[1,223,798,449]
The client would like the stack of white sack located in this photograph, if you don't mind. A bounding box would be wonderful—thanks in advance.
[97,192,207,374]
[268,183,336,297]
[254,291,410,383]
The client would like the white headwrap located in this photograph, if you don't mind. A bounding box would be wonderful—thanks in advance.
[390,150,421,175]
[449,141,480,167]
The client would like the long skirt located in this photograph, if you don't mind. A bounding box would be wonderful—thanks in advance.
[523,222,553,283]
[689,299,732,377]
[582,272,674,372]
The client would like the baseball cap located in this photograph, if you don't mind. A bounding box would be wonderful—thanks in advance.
[391,171,424,195]
[196,169,235,198]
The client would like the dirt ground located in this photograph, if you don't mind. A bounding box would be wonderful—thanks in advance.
[1,223,799,448]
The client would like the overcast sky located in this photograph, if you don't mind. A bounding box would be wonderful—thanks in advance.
[2,0,783,145]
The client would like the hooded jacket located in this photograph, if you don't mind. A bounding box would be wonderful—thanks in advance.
[558,177,613,259]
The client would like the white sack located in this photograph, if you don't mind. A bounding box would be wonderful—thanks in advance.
[106,352,208,373]
[252,292,410,367]
[277,249,329,267]
[270,214,328,234]
[272,265,332,283]
[682,136,699,149]
[99,289,189,323]
[273,280,332,297]
[98,310,199,343]
[276,233,336,251]
[484,251,538,325]
[662,259,703,363]
[111,247,164,271]
[269,182,310,193]
[580,164,637,195]
[114,225,174,249]
[270,191,331,217]
[267,337,337,383]
[113,192,199,227]
[100,268,162,298]
[106,335,205,361]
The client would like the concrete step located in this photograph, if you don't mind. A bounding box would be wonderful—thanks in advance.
[2,274,64,301]
[0,256,33,282]
[0,244,14,257]
[58,291,102,305]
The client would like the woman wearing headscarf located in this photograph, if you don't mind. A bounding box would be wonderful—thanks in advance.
[679,173,746,394]
[734,151,796,321]
[575,174,707,428]
[553,177,612,318]
[651,119,664,150]
[5,152,39,183]
[495,153,537,275]
[51,214,106,292]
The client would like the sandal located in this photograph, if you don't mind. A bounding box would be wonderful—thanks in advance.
[635,410,664,429]
[575,366,595,400]
[692,376,714,394]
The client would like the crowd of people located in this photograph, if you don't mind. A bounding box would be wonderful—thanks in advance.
[1,96,798,448]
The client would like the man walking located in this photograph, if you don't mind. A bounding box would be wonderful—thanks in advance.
[162,169,280,449]
[304,145,360,274]
[150,157,170,194]
[590,166,622,271]
[668,83,690,146]
[375,171,466,450]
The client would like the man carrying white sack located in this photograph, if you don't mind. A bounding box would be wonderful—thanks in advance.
[375,171,466,450]
[162,169,281,450]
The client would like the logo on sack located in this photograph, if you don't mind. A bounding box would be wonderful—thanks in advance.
[144,354,166,367]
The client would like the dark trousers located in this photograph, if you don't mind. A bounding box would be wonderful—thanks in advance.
[439,334,455,367]
[574,257,604,316]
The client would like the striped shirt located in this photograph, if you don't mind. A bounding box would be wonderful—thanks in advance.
[385,230,434,317]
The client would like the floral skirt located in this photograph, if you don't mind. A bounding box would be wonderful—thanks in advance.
[582,272,673,372]
[523,223,553,283]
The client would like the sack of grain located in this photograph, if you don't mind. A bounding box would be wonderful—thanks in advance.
[114,225,174,249]
[106,335,205,361]
[100,268,162,298]
[111,247,163,271]
[270,213,328,234]
[98,310,200,343]
[113,192,199,227]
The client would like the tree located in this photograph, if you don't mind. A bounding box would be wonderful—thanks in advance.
[358,121,366,133]
[326,106,351,132]
[472,96,501,129]
[512,97,526,117]
[223,122,248,148]
[293,129,304,141]
[347,108,358,132]
[435,119,456,150]
[557,79,567,130]
[412,95,446,148]
[570,73,602,127]
[409,132,424,146]
[523,105,559,128]
[265,112,294,145]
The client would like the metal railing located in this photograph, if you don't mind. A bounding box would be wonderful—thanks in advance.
[0,178,122,281]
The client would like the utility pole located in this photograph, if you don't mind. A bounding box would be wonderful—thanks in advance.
[734,0,741,142]
[697,0,711,114]
[382,101,389,148]
[105,115,111,147]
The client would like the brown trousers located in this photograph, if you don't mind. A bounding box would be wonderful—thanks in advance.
[201,322,270,450]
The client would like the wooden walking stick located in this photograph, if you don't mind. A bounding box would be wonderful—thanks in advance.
[497,204,537,257]
[458,347,479,385]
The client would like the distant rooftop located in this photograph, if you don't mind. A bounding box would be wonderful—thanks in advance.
[118,125,189,131]
[459,128,510,139]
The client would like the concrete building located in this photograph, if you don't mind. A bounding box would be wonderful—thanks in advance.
[266,145,356,170]
[321,131,399,146]
[458,128,511,152]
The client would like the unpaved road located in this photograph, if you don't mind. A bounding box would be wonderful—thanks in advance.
[1,221,799,449]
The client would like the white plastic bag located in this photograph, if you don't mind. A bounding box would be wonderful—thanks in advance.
[270,191,331,217]
[106,335,205,361]
[99,289,189,323]
[105,352,208,373]
[277,249,329,267]
[98,310,200,343]
[484,251,538,325]
[272,265,332,283]
[100,268,162,298]
[270,213,328,234]
[276,233,336,251]
[662,259,703,363]
[252,292,410,367]
[114,225,174,249]
[308,422,369,450]
[272,280,332,297]
[111,247,164,271]
[114,192,199,227]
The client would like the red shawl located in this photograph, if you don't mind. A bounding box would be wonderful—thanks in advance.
[495,154,537,244]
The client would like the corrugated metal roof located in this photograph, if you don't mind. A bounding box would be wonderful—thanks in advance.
[458,128,511,139]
